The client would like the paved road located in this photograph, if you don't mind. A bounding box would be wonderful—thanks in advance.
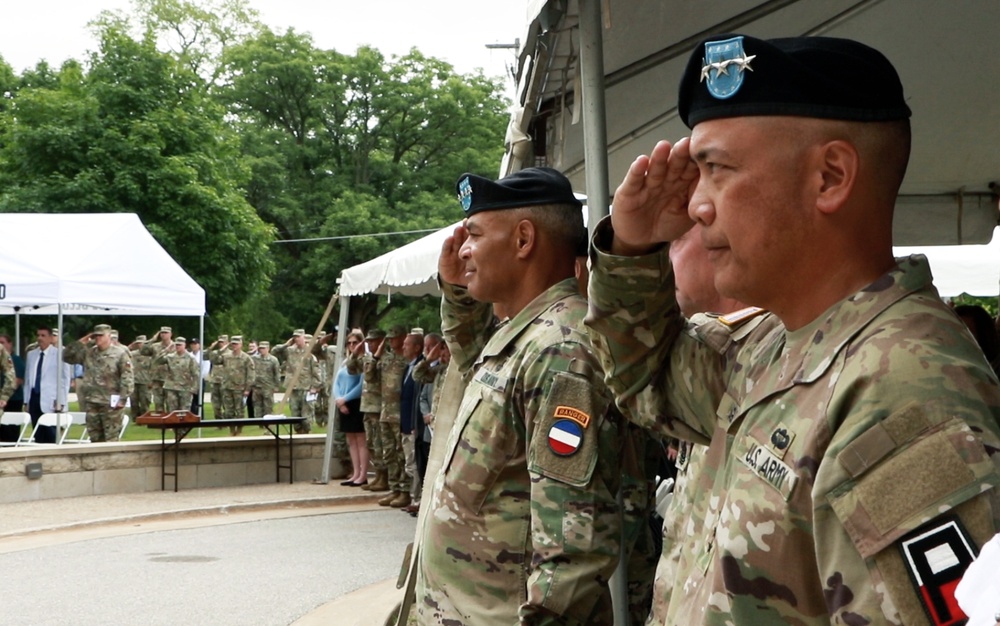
[0,509,415,626]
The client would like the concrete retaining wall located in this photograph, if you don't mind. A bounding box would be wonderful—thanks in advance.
[0,435,336,504]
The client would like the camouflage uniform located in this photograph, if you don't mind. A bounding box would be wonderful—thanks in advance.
[412,358,447,411]
[63,336,134,442]
[415,278,625,625]
[652,312,780,624]
[272,342,321,433]
[0,344,15,407]
[158,346,200,413]
[220,348,254,420]
[208,339,228,419]
[585,222,1000,625]
[140,338,173,411]
[251,350,281,418]
[347,350,385,473]
[372,348,408,494]
[129,338,152,417]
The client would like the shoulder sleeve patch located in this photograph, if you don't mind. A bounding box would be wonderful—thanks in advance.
[528,371,604,487]
[898,516,976,626]
[828,413,999,559]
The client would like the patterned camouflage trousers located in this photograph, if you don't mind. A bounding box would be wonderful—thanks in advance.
[131,384,151,417]
[324,404,350,463]
[211,382,224,419]
[380,420,405,492]
[402,432,417,496]
[150,382,165,411]
[252,387,275,418]
[364,412,385,470]
[220,389,246,420]
[315,388,329,427]
[289,389,314,434]
[163,389,191,413]
[84,402,126,442]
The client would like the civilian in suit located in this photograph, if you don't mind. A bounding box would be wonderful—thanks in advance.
[24,326,72,444]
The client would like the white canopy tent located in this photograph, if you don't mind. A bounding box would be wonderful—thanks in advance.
[506,0,1000,246]
[0,213,205,317]
[0,212,207,413]
[338,221,460,298]
[894,226,1000,298]
[337,222,1000,301]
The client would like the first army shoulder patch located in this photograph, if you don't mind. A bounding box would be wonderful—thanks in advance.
[899,517,977,626]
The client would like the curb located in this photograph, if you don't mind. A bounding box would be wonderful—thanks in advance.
[0,492,382,540]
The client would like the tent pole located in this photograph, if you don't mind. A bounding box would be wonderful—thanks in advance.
[320,293,351,484]
[57,305,64,412]
[578,2,624,625]
[198,315,205,418]
[579,0,612,234]
[14,309,20,355]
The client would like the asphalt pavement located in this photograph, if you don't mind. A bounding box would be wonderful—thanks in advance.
[0,481,413,625]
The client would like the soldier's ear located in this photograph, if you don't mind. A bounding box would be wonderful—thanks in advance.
[513,219,536,259]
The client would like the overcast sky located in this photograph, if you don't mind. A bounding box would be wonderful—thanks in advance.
[0,1,528,80]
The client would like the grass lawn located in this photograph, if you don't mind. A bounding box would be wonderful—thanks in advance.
[65,402,301,442]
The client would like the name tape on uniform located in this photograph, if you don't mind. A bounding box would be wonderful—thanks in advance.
[472,368,508,392]
[740,440,797,501]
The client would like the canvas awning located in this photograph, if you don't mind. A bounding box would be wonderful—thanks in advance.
[0,213,205,316]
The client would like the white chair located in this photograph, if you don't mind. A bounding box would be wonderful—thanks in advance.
[60,412,91,444]
[0,412,31,447]
[23,412,73,445]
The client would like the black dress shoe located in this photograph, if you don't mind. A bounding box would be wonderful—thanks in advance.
[350,480,369,487]
[340,480,357,486]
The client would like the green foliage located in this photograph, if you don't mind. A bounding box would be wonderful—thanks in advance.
[0,22,274,313]
[952,295,999,318]
[0,3,510,337]
[216,28,508,331]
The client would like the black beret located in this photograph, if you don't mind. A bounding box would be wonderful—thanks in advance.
[679,34,911,128]
[456,167,582,217]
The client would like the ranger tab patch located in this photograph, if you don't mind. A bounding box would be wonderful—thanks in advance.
[548,419,583,456]
[554,405,591,429]
[899,517,976,626]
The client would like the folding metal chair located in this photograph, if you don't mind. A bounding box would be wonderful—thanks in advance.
[23,412,73,445]
[61,412,91,444]
[0,411,31,447]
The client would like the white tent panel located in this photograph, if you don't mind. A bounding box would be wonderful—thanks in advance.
[512,0,1000,245]
[340,221,998,300]
[894,227,1000,297]
[339,222,461,298]
[0,213,205,316]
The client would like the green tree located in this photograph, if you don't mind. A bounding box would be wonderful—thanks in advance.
[0,24,274,313]
[216,32,508,329]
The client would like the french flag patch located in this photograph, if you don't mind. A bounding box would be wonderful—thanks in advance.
[548,419,583,456]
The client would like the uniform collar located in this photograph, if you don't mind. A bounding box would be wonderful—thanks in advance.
[783,255,934,384]
[479,278,581,360]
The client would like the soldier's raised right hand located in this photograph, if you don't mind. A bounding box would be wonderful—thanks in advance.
[611,138,700,255]
[438,223,470,287]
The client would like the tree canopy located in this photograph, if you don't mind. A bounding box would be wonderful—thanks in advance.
[0,0,509,338]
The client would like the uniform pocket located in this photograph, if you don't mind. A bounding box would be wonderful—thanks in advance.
[828,408,999,559]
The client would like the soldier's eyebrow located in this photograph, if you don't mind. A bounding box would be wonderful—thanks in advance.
[692,147,733,163]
